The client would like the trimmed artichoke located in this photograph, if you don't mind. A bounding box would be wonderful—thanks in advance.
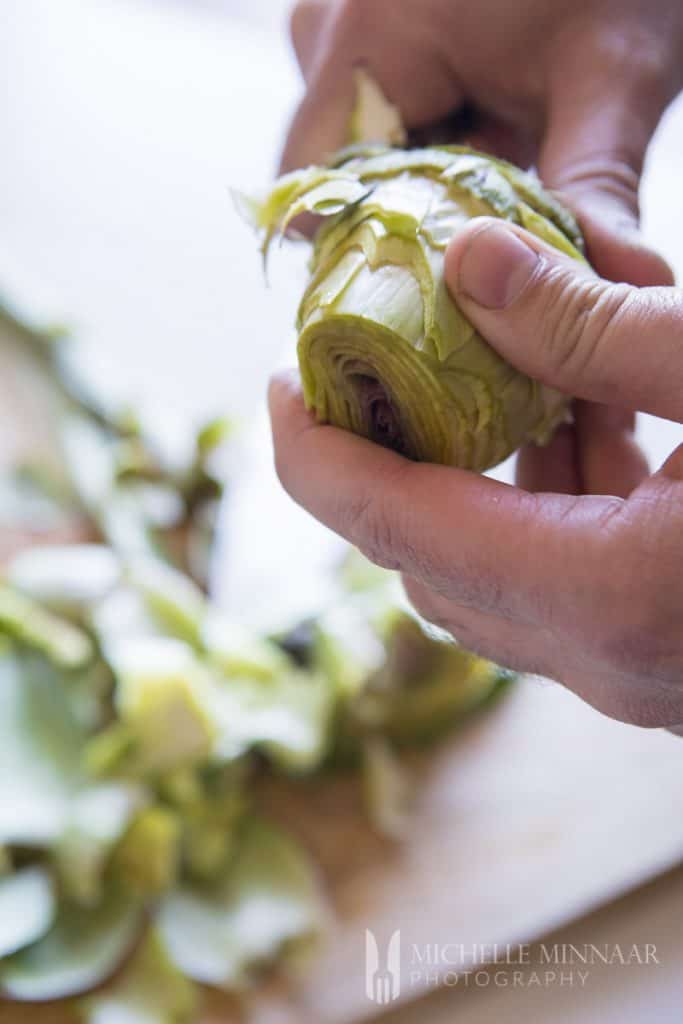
[249,144,585,471]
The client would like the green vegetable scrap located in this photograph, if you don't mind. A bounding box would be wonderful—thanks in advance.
[0,75,519,1016]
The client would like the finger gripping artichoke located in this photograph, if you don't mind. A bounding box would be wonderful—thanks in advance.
[247,144,586,471]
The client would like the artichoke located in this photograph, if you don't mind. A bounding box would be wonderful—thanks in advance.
[248,144,585,471]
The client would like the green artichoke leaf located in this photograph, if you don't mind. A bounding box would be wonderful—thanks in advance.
[203,664,334,772]
[0,649,85,845]
[157,816,323,990]
[0,867,56,958]
[54,782,148,907]
[163,765,247,884]
[80,929,198,1024]
[125,557,207,649]
[312,561,515,753]
[361,735,412,840]
[6,544,121,617]
[350,611,514,747]
[202,610,291,682]
[112,806,182,897]
[0,886,142,1001]
[0,584,93,669]
[90,637,216,777]
[279,178,373,236]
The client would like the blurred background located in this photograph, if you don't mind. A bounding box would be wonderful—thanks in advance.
[3,2,683,1023]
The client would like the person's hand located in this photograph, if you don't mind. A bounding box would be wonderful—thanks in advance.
[281,0,683,497]
[283,0,681,285]
[269,220,683,729]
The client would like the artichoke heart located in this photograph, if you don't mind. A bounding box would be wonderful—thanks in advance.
[249,145,585,471]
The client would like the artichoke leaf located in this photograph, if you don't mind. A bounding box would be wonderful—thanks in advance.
[204,665,334,772]
[0,886,142,1001]
[0,650,85,845]
[0,867,56,958]
[6,543,121,616]
[0,584,93,669]
[55,782,148,907]
[80,929,198,1024]
[157,817,322,990]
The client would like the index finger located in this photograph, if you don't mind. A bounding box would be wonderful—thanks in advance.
[281,0,463,171]
[268,371,621,626]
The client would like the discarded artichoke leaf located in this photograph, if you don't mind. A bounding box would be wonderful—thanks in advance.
[195,416,234,460]
[0,465,75,532]
[80,928,198,1024]
[0,886,142,1001]
[126,557,207,649]
[0,584,93,669]
[7,544,121,616]
[96,637,216,777]
[59,416,164,563]
[157,817,322,990]
[205,665,334,773]
[202,611,292,682]
[172,769,247,884]
[351,612,513,747]
[113,806,182,897]
[54,783,148,907]
[0,867,56,958]
[0,650,84,845]
[362,736,413,840]
[248,131,585,470]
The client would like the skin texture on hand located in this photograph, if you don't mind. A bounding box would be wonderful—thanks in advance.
[283,0,682,280]
[270,0,683,727]
[269,222,683,729]
[281,0,683,497]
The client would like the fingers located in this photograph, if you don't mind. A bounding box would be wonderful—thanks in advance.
[268,370,619,626]
[445,219,683,423]
[290,0,331,80]
[573,402,650,497]
[402,574,683,728]
[280,0,462,171]
[401,574,556,677]
[516,425,581,495]
[541,25,676,286]
[517,403,650,498]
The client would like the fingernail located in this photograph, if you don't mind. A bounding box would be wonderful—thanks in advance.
[457,223,540,309]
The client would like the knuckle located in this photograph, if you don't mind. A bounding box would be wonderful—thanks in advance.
[591,513,683,684]
[343,465,409,571]
[540,275,631,391]
[347,494,401,571]
[554,151,641,211]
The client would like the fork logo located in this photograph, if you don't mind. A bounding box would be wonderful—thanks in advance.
[365,929,401,1005]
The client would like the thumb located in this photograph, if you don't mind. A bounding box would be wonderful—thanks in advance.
[445,219,683,424]
[540,44,675,287]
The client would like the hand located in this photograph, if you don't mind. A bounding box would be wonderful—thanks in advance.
[283,0,681,285]
[269,221,683,729]
[281,0,682,498]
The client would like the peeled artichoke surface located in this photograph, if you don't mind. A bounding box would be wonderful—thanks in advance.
[251,145,585,471]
